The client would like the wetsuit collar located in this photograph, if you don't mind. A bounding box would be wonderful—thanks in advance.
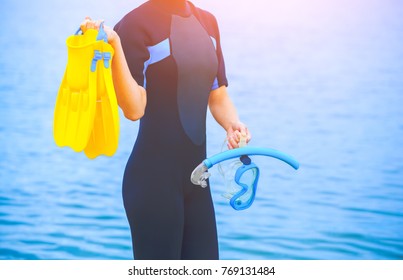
[150,0,192,17]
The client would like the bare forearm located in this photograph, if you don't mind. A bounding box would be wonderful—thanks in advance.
[209,86,251,148]
[110,36,147,121]
[209,86,240,130]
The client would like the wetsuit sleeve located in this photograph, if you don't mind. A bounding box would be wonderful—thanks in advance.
[114,19,149,87]
[211,16,228,90]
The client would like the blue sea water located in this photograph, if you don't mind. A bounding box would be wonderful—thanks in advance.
[1,0,403,260]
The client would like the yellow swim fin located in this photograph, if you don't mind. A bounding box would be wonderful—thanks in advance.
[54,24,120,158]
[54,28,99,152]
[84,38,120,159]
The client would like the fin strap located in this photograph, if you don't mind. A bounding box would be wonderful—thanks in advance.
[103,52,111,68]
[91,50,103,72]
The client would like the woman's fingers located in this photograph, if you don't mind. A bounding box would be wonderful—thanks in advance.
[94,19,105,29]
[79,17,104,32]
[237,123,252,144]
[227,130,241,149]
[226,122,252,149]
[78,17,118,45]
[80,17,92,32]
[227,135,238,149]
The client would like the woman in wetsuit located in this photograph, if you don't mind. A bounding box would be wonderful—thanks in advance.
[82,0,251,259]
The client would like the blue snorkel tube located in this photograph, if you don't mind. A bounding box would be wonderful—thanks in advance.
[191,147,299,210]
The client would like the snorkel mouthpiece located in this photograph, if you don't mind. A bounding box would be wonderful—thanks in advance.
[190,162,210,188]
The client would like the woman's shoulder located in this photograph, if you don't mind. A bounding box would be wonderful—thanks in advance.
[114,1,155,31]
[189,2,217,22]
[188,1,220,33]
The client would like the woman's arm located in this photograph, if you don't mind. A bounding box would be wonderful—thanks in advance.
[109,33,147,121]
[81,18,147,121]
[208,86,251,149]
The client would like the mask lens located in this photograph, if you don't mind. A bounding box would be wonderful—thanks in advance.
[236,167,258,204]
[220,160,243,199]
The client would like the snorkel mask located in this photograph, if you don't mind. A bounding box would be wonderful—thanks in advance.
[230,155,260,210]
[191,146,299,211]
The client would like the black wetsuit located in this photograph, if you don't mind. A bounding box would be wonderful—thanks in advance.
[114,0,228,259]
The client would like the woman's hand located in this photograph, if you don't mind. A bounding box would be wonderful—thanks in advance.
[80,17,119,45]
[226,121,252,149]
